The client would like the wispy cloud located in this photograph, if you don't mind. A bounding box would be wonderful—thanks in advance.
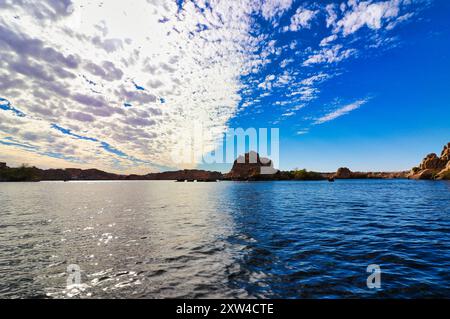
[296,129,309,135]
[314,99,370,125]
[303,44,357,66]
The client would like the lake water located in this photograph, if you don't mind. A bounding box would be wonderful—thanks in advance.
[0,180,449,298]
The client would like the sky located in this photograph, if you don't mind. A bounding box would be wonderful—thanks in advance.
[0,0,449,173]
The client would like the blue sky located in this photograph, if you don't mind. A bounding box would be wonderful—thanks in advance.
[0,0,449,173]
[237,0,450,172]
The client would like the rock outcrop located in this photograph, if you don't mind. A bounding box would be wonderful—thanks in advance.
[333,167,408,179]
[437,161,450,180]
[224,151,278,180]
[440,143,450,162]
[437,143,450,180]
[409,142,450,180]
[419,153,446,170]
[334,167,353,179]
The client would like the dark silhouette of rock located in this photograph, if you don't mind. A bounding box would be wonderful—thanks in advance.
[67,168,122,180]
[334,167,353,179]
[40,169,72,181]
[144,169,222,181]
[0,164,41,182]
[224,151,278,180]
[0,163,222,182]
[38,168,122,181]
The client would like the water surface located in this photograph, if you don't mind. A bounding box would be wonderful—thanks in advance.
[0,180,449,298]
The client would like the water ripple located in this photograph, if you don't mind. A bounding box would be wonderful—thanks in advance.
[0,180,449,298]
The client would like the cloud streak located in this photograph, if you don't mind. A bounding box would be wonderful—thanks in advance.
[314,99,370,125]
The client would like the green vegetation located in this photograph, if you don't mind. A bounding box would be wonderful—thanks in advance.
[289,169,325,181]
[0,164,41,182]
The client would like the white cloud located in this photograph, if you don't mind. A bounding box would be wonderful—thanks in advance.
[258,74,277,90]
[0,0,273,172]
[300,73,332,86]
[386,12,415,30]
[260,0,293,21]
[0,0,428,171]
[335,0,403,36]
[325,4,338,28]
[320,34,338,47]
[303,45,356,66]
[280,58,294,68]
[296,129,309,135]
[314,99,369,125]
[284,7,318,32]
[282,111,295,117]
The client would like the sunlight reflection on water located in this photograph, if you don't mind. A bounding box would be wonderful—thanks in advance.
[0,180,449,298]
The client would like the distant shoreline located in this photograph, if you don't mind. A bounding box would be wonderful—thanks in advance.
[0,161,410,182]
[1,178,421,183]
[1,143,449,182]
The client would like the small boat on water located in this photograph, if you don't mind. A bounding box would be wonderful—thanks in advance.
[328,177,335,182]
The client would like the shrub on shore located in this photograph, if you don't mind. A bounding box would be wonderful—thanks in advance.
[0,164,41,182]
[290,169,325,181]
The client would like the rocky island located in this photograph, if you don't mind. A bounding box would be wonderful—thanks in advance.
[1,142,449,182]
[407,142,450,180]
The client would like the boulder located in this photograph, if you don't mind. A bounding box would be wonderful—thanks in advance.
[419,153,446,170]
[408,168,438,180]
[225,151,278,180]
[440,142,450,163]
[409,142,450,180]
[416,169,437,180]
[334,167,353,179]
[437,160,450,180]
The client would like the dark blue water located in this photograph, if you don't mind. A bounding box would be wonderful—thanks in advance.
[0,180,449,298]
